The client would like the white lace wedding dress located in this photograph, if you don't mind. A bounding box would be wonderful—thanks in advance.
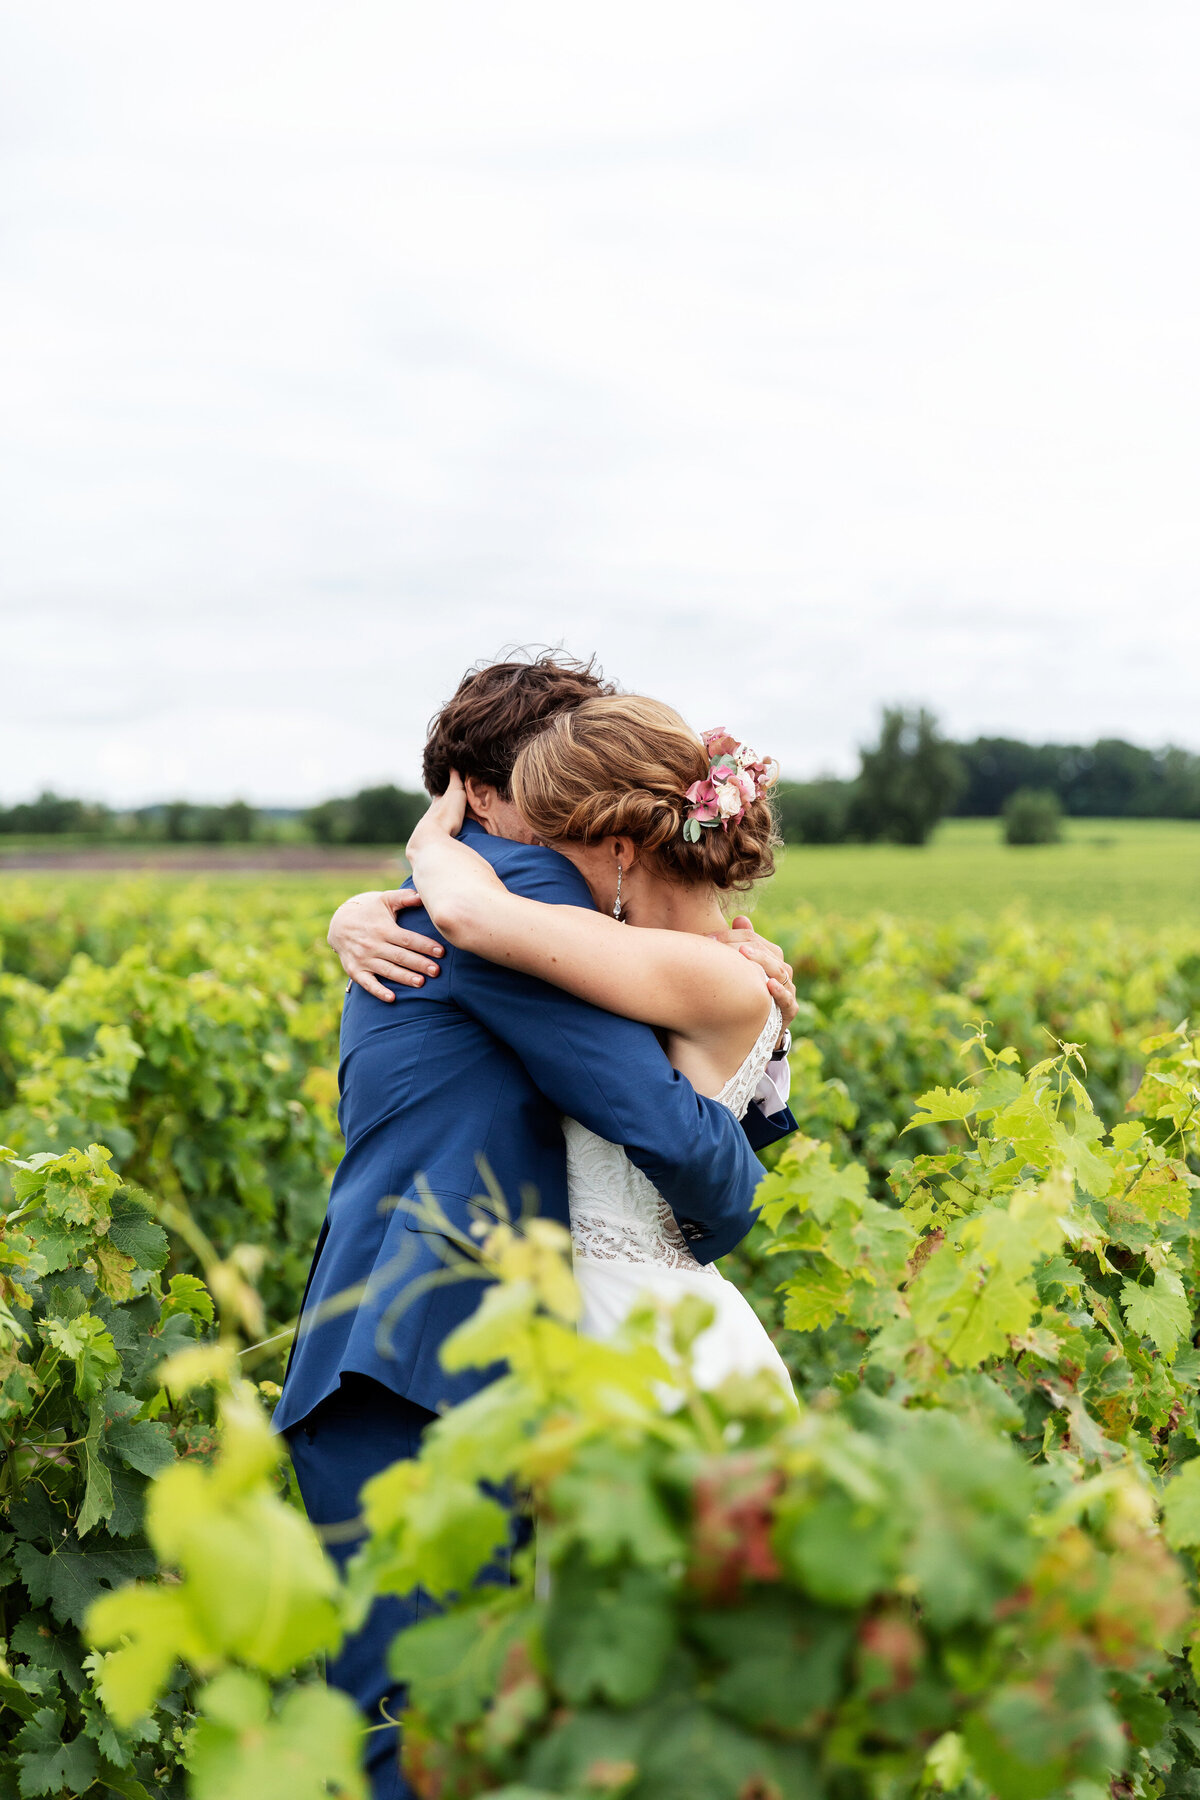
[564,1003,795,1399]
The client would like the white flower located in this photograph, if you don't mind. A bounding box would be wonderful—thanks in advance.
[717,779,744,819]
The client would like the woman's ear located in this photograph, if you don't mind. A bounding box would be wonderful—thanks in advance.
[609,834,639,872]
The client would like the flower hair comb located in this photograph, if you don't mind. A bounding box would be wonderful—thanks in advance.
[683,729,774,841]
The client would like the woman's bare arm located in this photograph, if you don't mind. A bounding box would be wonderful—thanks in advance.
[406,779,769,1041]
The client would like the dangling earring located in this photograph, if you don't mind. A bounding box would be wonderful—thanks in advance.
[613,863,625,922]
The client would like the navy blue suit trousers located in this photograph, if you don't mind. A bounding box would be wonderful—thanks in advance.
[286,1382,437,1792]
[286,1376,522,1800]
[285,1378,437,1800]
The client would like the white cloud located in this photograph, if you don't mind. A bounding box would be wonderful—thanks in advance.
[1,0,1198,802]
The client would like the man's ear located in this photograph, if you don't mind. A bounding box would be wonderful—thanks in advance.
[463,777,499,822]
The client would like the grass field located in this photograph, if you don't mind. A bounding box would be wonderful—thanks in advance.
[1,818,1197,929]
[761,817,1200,928]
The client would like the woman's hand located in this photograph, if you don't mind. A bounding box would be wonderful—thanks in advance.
[328,890,445,1003]
[405,772,505,945]
[710,916,798,1032]
[406,771,467,859]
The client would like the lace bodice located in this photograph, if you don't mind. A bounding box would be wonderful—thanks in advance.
[566,1003,783,1272]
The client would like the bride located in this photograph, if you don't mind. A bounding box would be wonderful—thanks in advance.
[405,693,795,1402]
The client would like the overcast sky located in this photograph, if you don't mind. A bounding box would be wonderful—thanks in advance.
[3,1,1198,805]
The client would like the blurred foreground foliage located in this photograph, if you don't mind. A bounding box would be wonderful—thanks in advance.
[86,1182,1198,1800]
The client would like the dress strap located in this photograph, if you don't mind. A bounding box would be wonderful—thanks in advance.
[716,1002,783,1119]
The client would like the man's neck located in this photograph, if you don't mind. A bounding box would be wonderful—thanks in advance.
[464,798,539,843]
[464,808,512,840]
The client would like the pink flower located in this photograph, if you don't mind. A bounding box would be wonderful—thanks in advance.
[685,776,721,823]
[702,728,740,761]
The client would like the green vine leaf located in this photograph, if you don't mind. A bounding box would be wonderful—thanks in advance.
[14,1706,98,1798]
[1121,1268,1191,1355]
[76,1399,115,1539]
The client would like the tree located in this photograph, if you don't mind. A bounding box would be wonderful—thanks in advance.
[346,785,426,844]
[1158,746,1200,819]
[193,801,258,843]
[850,708,964,846]
[162,801,197,842]
[220,800,257,841]
[303,798,348,845]
[1002,786,1063,845]
[774,779,855,845]
[305,784,427,846]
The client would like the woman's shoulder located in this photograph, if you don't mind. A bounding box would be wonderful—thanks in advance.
[661,928,773,1025]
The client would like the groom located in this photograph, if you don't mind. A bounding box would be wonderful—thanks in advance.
[275,653,798,1800]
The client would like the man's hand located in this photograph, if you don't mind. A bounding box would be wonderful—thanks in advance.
[328,890,444,1003]
[710,915,798,1032]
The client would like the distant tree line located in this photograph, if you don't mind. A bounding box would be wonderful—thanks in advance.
[776,719,1200,847]
[0,796,272,842]
[5,726,1200,850]
[155,800,259,842]
[953,737,1200,818]
[0,794,114,836]
[0,786,428,847]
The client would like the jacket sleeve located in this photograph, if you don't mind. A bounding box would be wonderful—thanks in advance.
[741,1102,799,1154]
[443,842,764,1264]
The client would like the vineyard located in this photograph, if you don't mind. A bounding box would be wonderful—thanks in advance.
[1,870,1199,1799]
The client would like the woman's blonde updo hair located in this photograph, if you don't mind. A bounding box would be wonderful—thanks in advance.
[511,695,780,893]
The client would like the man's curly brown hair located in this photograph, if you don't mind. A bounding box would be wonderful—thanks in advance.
[422,650,616,798]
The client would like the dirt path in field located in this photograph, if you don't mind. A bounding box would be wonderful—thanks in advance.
[0,847,404,873]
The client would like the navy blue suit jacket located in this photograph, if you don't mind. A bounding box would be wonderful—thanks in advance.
[276,823,795,1429]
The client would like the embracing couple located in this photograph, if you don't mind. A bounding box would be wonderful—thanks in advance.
[273,652,801,1800]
